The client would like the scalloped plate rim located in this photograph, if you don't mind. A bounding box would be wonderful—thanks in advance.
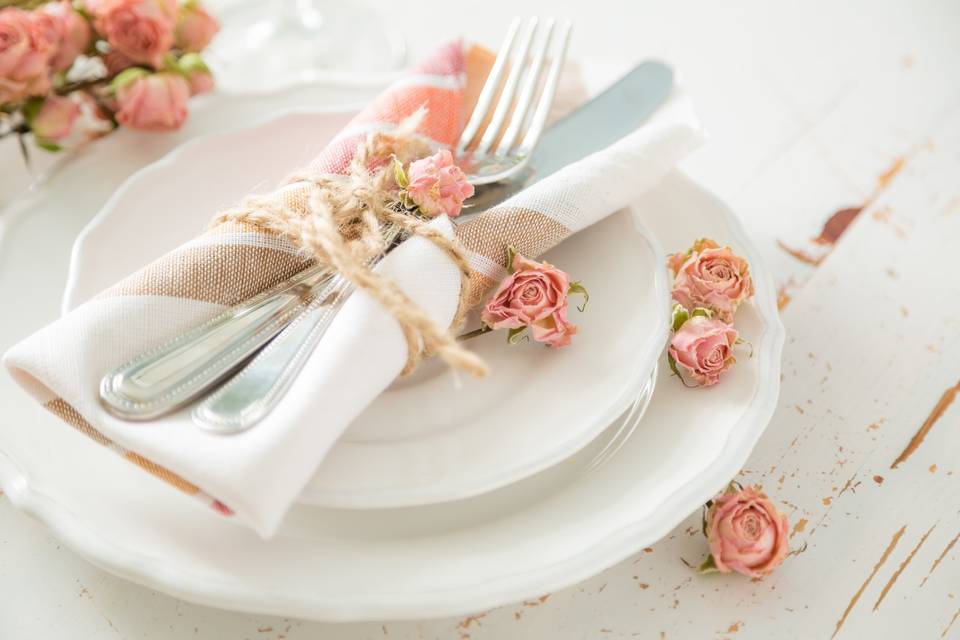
[0,167,784,621]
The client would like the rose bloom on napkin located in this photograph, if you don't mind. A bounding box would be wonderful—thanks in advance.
[4,40,703,537]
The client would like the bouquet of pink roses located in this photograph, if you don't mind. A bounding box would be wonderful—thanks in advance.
[0,0,218,156]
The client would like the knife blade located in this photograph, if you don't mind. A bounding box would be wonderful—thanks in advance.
[469,60,674,209]
[190,61,675,433]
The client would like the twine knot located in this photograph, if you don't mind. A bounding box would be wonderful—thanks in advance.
[213,112,487,378]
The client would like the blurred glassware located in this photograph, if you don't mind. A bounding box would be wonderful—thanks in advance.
[206,0,406,91]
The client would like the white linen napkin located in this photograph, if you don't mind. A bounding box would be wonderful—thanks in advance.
[5,71,701,538]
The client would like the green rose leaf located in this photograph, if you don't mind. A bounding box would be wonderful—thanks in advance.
[178,52,211,75]
[671,303,690,332]
[505,245,517,273]
[507,326,527,345]
[568,281,589,312]
[667,352,683,379]
[697,554,720,574]
[725,480,745,494]
[34,138,62,153]
[690,307,714,318]
[392,156,409,189]
[109,67,148,94]
[21,96,44,125]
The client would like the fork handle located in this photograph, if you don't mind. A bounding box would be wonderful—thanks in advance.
[191,273,356,433]
[99,265,335,420]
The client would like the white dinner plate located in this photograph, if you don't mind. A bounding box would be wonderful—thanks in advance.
[0,152,783,621]
[62,110,669,509]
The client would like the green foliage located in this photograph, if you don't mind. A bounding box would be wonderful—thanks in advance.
[568,281,589,312]
[507,327,527,345]
[671,303,690,332]
[505,245,517,272]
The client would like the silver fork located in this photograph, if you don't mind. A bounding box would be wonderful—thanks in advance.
[100,17,571,428]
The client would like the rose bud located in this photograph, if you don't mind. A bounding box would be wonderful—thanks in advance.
[481,254,579,348]
[0,7,55,104]
[177,51,213,95]
[404,149,474,217]
[93,0,177,69]
[705,485,790,578]
[28,94,79,148]
[112,68,189,131]
[36,1,93,72]
[668,314,738,387]
[28,90,111,151]
[174,3,219,53]
[671,238,754,323]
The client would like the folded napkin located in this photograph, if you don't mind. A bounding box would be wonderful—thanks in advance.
[4,41,702,537]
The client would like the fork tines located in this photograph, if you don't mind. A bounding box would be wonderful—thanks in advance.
[456,17,572,183]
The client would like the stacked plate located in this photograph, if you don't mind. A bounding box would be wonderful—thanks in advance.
[0,86,784,621]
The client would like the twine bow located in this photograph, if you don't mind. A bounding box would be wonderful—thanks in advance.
[212,114,488,378]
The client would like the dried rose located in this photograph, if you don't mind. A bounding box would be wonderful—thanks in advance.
[481,252,584,348]
[113,68,189,131]
[668,310,738,387]
[92,0,176,69]
[670,238,754,323]
[704,484,790,578]
[174,2,218,53]
[35,1,92,72]
[29,93,79,147]
[403,148,474,217]
[0,7,55,104]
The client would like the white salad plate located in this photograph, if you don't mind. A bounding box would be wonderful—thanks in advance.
[62,110,670,509]
[0,83,784,622]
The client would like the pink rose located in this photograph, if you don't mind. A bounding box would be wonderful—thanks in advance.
[405,148,474,217]
[30,93,79,144]
[671,239,754,323]
[706,485,790,578]
[668,314,737,386]
[36,1,92,72]
[0,7,55,104]
[174,4,218,53]
[481,254,578,348]
[93,0,176,69]
[115,70,188,131]
[482,254,571,329]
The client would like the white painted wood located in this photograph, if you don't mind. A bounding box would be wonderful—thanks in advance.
[2,0,959,637]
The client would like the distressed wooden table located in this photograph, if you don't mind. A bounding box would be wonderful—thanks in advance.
[2,0,959,637]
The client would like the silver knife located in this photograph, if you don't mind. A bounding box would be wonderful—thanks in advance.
[191,61,675,433]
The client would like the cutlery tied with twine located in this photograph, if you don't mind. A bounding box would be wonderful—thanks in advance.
[211,110,489,378]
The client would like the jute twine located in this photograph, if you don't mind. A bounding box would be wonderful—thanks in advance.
[212,113,488,377]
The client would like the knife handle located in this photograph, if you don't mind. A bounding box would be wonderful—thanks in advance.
[99,265,335,420]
